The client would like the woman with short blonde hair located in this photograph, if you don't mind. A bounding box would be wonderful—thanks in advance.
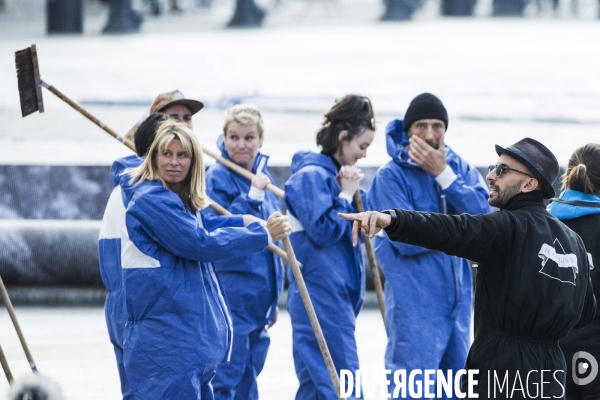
[205,103,284,400]
[222,103,265,138]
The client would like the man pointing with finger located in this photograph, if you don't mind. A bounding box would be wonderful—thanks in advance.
[343,137,596,399]
[368,93,491,398]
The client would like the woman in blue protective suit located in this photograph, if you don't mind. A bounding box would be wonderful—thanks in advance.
[203,104,284,400]
[284,94,376,400]
[119,120,291,400]
[548,143,600,400]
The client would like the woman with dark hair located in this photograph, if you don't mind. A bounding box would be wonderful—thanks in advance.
[284,94,376,399]
[119,120,291,399]
[548,143,600,400]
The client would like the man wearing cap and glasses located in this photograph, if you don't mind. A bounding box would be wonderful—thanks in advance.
[341,137,596,398]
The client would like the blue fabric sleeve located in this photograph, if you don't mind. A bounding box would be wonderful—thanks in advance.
[205,165,264,217]
[444,160,491,215]
[285,168,355,247]
[229,194,263,216]
[203,214,244,230]
[126,185,268,263]
[368,166,433,257]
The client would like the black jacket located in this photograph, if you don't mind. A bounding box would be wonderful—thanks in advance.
[384,191,596,398]
[561,213,600,318]
[553,210,600,396]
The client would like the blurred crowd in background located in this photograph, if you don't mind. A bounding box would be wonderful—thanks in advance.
[1,0,599,36]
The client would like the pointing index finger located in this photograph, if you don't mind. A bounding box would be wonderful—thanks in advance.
[338,212,357,221]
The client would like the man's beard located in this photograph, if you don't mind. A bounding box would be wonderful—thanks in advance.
[488,180,523,208]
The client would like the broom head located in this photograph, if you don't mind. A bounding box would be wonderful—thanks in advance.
[15,44,44,117]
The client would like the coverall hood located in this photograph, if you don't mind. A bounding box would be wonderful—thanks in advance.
[547,189,600,220]
[109,155,143,187]
[290,150,338,175]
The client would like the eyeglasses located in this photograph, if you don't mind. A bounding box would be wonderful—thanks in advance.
[488,164,533,178]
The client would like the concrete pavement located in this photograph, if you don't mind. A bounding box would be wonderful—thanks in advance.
[0,307,388,400]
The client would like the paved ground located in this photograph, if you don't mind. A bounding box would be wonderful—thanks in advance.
[0,307,389,400]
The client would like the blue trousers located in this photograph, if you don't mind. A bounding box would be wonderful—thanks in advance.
[213,327,270,400]
[288,282,363,400]
[105,294,133,399]
[384,281,470,400]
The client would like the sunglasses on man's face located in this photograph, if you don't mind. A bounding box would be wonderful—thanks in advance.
[488,164,533,178]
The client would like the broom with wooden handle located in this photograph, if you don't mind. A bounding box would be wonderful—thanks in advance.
[15,44,284,198]
[15,44,129,146]
[14,44,294,268]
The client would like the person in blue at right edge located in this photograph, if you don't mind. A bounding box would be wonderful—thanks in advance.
[368,93,491,398]
[284,94,376,399]
[204,104,284,400]
[548,143,600,400]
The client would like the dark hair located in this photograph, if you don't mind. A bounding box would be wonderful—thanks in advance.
[561,143,600,196]
[316,94,375,156]
[135,113,168,157]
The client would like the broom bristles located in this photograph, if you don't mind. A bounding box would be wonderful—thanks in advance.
[15,44,44,117]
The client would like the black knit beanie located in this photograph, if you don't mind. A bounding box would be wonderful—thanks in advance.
[403,93,448,133]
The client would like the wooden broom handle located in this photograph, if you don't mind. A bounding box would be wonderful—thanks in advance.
[0,275,38,373]
[282,238,345,400]
[46,82,284,199]
[207,200,295,266]
[42,82,132,149]
[353,192,387,333]
[202,147,284,198]
[0,344,14,385]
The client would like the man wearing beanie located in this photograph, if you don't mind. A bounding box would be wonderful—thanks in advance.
[344,137,596,399]
[367,93,491,398]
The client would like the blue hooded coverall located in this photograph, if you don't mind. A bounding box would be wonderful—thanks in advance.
[118,173,271,400]
[368,120,490,398]
[203,136,285,400]
[284,151,366,400]
[99,156,245,399]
